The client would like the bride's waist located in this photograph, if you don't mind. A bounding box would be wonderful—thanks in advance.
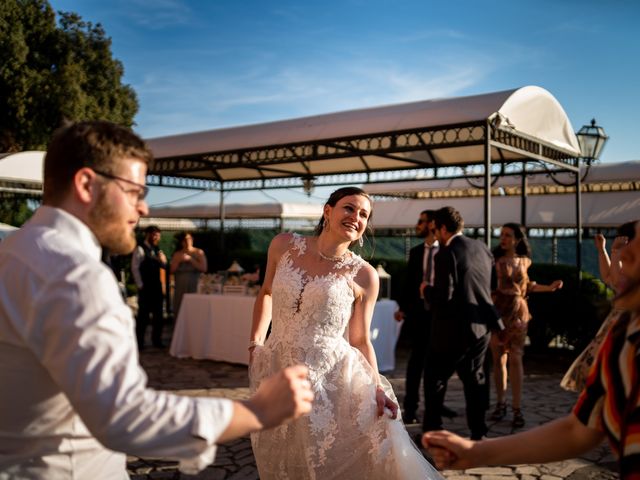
[267,332,349,351]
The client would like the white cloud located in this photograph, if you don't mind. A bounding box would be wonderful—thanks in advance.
[125,0,192,28]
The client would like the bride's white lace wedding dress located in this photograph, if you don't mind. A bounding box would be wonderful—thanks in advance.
[250,234,443,479]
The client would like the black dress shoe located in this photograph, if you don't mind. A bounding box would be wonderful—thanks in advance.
[441,405,458,418]
[403,412,419,424]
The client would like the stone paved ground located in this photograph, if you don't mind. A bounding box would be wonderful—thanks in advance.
[128,334,618,479]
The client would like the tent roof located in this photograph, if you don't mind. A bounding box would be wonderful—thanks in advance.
[146,86,581,190]
[363,159,640,197]
[149,202,322,219]
[0,151,45,197]
[370,192,639,230]
[146,192,638,230]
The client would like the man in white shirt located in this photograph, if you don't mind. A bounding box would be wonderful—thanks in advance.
[0,121,313,479]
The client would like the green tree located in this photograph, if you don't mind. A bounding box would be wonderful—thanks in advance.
[0,0,138,152]
[0,197,34,227]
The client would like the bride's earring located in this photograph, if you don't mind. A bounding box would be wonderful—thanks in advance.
[358,236,364,248]
[323,218,329,231]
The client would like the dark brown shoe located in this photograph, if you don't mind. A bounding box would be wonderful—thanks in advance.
[489,402,507,421]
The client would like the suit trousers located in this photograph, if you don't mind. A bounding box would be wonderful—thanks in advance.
[423,332,490,439]
[403,311,431,416]
[136,287,164,348]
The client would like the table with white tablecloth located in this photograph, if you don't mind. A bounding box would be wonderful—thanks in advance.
[369,299,402,372]
[169,293,254,364]
[170,294,402,368]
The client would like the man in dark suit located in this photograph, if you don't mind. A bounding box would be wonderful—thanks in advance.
[423,206,501,440]
[396,210,456,424]
[132,225,168,349]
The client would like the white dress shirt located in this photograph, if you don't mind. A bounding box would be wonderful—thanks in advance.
[0,206,233,479]
[422,240,439,286]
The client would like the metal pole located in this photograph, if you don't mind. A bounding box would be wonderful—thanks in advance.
[521,162,527,228]
[219,185,225,252]
[484,121,492,247]
[575,167,583,282]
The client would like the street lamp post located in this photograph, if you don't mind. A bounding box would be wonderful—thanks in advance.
[576,118,609,164]
[574,119,609,282]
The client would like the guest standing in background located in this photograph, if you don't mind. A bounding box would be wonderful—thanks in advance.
[423,206,501,441]
[489,223,562,428]
[132,225,167,349]
[171,231,208,316]
[560,222,636,392]
[395,209,456,424]
[424,220,640,479]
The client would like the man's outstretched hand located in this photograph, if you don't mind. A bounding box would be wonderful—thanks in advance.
[247,365,314,429]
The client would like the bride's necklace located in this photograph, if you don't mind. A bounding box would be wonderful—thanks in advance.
[318,249,348,262]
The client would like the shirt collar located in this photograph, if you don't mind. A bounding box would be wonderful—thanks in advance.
[30,206,103,261]
[445,231,463,247]
[424,239,439,248]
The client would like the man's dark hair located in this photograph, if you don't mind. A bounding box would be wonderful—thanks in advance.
[433,206,464,234]
[144,225,161,235]
[421,209,436,222]
[617,221,637,241]
[43,120,152,205]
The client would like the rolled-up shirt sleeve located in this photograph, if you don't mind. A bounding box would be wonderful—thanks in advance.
[27,259,233,473]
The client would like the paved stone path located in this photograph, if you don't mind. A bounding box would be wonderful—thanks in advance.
[128,340,618,479]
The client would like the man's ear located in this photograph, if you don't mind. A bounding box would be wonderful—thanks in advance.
[73,167,97,205]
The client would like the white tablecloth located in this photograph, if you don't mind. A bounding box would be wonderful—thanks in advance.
[170,294,402,369]
[370,299,402,372]
[170,293,254,364]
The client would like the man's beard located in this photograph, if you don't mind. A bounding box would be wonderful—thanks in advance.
[88,191,136,255]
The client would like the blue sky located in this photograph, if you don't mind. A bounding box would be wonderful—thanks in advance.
[48,0,640,206]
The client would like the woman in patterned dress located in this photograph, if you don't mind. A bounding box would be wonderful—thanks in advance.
[560,222,636,392]
[489,223,563,429]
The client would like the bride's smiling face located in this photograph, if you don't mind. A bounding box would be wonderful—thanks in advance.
[324,194,371,243]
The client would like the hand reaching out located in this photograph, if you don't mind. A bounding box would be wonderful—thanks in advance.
[422,430,477,470]
[550,279,563,291]
[612,235,629,252]
[594,233,606,253]
[375,386,398,419]
[247,365,313,429]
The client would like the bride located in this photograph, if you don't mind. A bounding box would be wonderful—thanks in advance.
[248,187,443,479]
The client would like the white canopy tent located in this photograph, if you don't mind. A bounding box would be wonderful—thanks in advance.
[145,86,584,266]
[370,192,640,231]
[0,151,45,197]
[146,85,580,187]
[145,202,322,231]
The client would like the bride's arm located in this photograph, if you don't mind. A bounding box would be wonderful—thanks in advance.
[249,234,289,361]
[348,264,397,418]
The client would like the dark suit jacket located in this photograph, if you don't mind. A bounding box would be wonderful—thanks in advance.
[399,243,424,320]
[430,235,501,348]
[399,242,434,320]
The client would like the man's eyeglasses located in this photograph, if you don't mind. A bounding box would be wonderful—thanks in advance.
[93,169,149,204]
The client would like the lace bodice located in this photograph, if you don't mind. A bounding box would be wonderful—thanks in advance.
[267,234,365,371]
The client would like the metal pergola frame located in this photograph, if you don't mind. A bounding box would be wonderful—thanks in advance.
[148,119,584,269]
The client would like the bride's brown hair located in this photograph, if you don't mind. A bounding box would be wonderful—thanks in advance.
[314,187,374,247]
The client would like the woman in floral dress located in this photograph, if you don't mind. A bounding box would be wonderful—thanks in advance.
[489,223,563,429]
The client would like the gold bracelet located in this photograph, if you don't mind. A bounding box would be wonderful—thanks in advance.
[248,340,263,350]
